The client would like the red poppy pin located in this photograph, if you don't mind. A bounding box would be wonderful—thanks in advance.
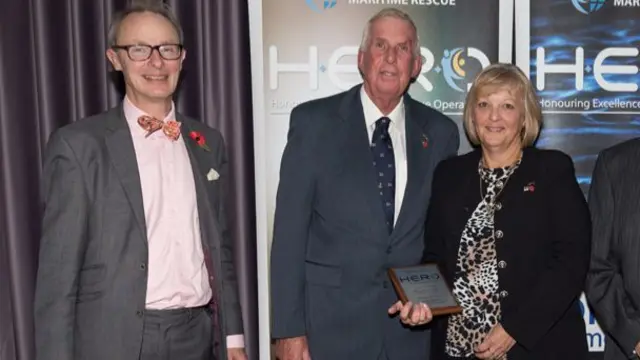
[189,131,211,152]
[524,182,535,192]
[421,134,429,149]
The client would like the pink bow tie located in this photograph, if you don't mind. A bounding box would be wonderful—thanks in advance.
[137,115,181,141]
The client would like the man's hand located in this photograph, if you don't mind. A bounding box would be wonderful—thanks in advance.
[227,347,248,360]
[635,341,640,358]
[475,323,516,360]
[388,301,433,326]
[274,336,311,360]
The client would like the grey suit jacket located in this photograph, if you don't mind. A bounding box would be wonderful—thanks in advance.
[586,138,640,360]
[270,84,460,360]
[34,105,242,360]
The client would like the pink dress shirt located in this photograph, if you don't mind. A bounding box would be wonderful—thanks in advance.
[123,97,244,348]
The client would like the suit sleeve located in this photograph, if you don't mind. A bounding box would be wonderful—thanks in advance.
[422,162,447,265]
[585,151,640,356]
[270,106,316,339]
[501,153,591,350]
[423,119,458,264]
[34,130,89,360]
[443,123,460,159]
[214,133,244,337]
[423,118,458,264]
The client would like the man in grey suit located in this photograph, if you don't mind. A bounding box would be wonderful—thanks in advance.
[270,8,460,360]
[586,139,640,360]
[34,3,246,360]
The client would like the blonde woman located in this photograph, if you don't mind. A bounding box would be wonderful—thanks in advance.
[390,63,590,360]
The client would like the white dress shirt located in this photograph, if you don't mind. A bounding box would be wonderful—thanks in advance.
[360,87,408,225]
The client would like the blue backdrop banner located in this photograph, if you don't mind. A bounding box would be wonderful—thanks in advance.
[249,1,514,358]
[516,0,640,358]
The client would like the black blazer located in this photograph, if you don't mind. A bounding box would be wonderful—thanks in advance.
[423,147,591,360]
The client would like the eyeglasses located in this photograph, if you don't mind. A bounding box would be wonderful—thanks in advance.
[112,44,183,61]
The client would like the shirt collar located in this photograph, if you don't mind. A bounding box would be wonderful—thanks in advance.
[359,86,405,131]
[123,95,176,137]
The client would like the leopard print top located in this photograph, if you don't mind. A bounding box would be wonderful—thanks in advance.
[444,158,521,358]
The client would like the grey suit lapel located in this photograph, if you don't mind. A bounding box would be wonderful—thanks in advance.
[104,109,221,250]
[105,106,148,246]
[338,86,390,238]
[391,98,434,240]
[178,117,221,251]
[179,117,213,185]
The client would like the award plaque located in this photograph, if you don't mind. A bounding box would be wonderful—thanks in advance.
[387,263,462,316]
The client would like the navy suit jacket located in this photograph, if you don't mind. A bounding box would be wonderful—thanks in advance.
[270,84,459,360]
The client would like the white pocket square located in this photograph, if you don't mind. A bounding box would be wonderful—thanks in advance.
[206,168,220,181]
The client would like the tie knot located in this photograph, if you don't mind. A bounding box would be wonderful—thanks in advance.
[374,116,391,138]
[376,117,391,133]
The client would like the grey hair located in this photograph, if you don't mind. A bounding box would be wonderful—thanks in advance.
[359,8,420,57]
[107,0,183,47]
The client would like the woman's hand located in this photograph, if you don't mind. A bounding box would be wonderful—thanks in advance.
[387,301,433,326]
[475,323,516,359]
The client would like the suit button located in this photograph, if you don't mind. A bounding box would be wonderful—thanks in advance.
[495,230,504,239]
[498,260,507,269]
[136,310,143,317]
[495,202,502,211]
[140,263,146,270]
[385,247,391,254]
[383,281,389,289]
[500,290,509,298]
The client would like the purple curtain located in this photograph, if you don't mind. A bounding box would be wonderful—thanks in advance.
[0,0,258,359]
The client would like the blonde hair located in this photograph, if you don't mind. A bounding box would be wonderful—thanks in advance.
[463,63,542,147]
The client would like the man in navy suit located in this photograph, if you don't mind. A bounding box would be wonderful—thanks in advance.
[270,8,460,360]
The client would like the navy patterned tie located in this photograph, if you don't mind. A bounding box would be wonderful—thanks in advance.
[371,117,395,234]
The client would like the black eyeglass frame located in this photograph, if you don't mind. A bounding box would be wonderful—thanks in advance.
[112,44,184,61]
